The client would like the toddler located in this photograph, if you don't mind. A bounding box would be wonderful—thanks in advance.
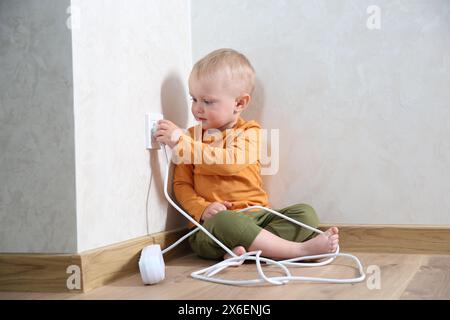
[155,48,339,261]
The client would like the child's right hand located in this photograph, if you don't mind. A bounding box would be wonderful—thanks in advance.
[201,201,233,221]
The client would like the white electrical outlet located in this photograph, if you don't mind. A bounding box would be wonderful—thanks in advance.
[145,113,163,149]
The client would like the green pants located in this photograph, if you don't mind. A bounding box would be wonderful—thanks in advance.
[188,203,319,260]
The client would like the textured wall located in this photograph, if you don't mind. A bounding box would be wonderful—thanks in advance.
[0,0,77,253]
[191,0,450,224]
[2,0,448,254]
[0,0,192,253]
[71,0,193,252]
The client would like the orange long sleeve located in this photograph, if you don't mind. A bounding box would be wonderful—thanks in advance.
[173,117,270,228]
[172,162,212,224]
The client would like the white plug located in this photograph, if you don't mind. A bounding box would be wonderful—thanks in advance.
[145,113,163,149]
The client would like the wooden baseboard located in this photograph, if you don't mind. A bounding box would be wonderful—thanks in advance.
[319,224,450,255]
[0,253,82,293]
[0,227,191,293]
[1,224,449,293]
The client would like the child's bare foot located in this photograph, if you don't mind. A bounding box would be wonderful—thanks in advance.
[223,246,246,266]
[298,227,339,257]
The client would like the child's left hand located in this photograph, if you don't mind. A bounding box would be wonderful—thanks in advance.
[155,119,183,149]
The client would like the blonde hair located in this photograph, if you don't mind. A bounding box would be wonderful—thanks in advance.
[191,48,255,96]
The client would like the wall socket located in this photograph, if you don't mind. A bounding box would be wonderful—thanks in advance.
[145,113,163,149]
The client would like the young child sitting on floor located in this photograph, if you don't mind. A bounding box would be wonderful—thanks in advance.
[155,48,339,261]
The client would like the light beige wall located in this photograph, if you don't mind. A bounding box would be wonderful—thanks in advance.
[72,0,193,252]
[191,0,450,225]
[2,0,448,255]
[0,0,193,253]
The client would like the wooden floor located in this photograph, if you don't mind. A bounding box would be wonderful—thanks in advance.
[0,251,449,300]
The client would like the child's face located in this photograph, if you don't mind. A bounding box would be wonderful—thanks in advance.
[188,72,239,131]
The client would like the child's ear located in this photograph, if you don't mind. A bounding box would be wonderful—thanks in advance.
[235,94,251,113]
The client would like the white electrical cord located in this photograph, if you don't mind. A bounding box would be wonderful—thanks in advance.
[139,144,366,285]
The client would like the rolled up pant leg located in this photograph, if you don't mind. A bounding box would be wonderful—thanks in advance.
[189,204,319,259]
[263,203,320,242]
[188,210,262,260]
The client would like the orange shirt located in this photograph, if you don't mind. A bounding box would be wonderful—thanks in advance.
[173,117,270,228]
